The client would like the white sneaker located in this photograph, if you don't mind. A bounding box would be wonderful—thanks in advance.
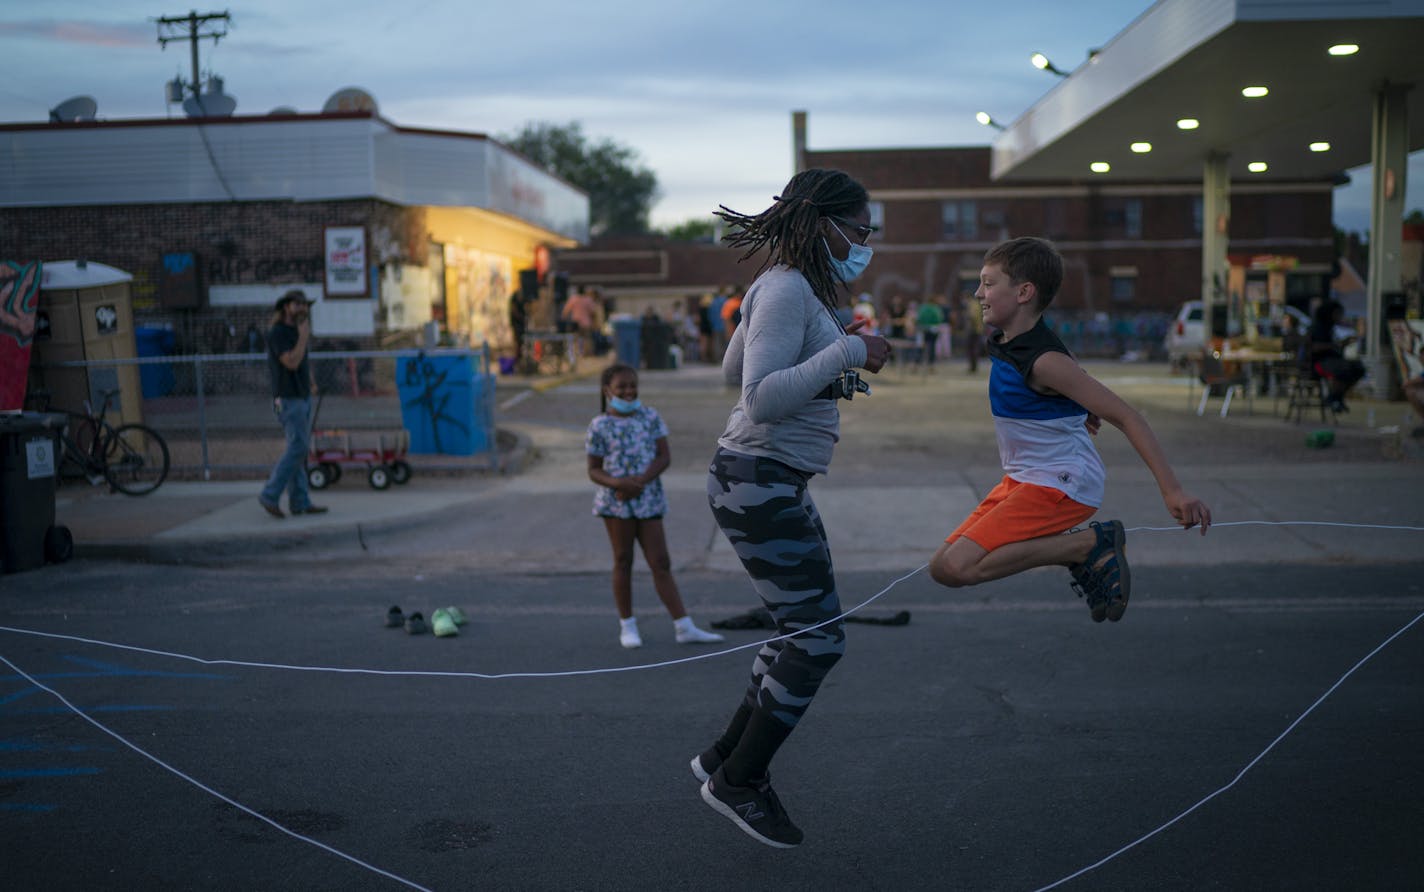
[619,619,642,649]
[674,620,725,645]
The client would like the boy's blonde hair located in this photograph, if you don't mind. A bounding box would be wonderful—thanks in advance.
[984,237,1063,310]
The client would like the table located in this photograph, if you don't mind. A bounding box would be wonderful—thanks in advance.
[1191,349,1290,416]
[1221,349,1291,407]
[521,331,580,375]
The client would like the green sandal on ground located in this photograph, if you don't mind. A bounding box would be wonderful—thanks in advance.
[431,608,459,638]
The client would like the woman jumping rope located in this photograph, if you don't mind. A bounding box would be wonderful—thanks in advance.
[693,168,892,848]
[585,363,723,649]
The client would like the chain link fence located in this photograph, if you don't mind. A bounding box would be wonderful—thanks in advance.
[31,348,498,481]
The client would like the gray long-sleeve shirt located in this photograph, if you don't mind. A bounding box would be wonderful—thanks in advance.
[717,266,869,475]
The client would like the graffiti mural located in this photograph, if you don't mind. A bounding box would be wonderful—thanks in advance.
[443,246,514,350]
[0,261,42,410]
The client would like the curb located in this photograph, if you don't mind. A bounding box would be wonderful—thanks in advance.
[65,427,541,565]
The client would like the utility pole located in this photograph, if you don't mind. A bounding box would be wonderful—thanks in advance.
[156,10,230,99]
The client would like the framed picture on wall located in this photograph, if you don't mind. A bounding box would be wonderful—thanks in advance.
[324,226,368,298]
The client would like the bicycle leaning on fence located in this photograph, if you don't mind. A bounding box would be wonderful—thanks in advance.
[36,388,172,496]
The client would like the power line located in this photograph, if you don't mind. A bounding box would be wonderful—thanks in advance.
[155,10,236,200]
[155,9,230,101]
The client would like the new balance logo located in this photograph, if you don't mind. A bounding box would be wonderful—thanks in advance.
[735,801,765,822]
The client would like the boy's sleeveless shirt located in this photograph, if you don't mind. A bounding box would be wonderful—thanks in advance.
[986,319,1106,507]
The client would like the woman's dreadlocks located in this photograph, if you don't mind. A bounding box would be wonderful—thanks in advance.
[714,168,869,316]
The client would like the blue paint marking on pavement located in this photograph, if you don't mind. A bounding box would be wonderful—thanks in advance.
[0,652,228,818]
[58,654,232,681]
[0,767,101,779]
[7,705,173,716]
[0,738,112,754]
[0,688,40,707]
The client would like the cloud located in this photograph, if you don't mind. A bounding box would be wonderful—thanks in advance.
[0,19,150,48]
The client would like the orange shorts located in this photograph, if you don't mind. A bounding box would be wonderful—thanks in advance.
[946,477,1096,553]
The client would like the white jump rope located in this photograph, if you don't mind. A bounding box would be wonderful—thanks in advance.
[2,519,1421,891]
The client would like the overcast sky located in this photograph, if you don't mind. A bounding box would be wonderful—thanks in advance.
[1,0,1419,233]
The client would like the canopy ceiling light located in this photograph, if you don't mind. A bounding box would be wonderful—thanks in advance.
[1130,142,1152,153]
[1309,142,1331,152]
[1030,52,1068,77]
[1328,43,1359,56]
[1248,161,1268,172]
[975,111,1005,130]
[1089,162,1111,173]
[1176,118,1200,130]
[1241,85,1269,98]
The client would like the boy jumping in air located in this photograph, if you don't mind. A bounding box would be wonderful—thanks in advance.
[929,237,1211,621]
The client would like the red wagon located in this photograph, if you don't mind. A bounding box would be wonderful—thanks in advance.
[306,428,412,491]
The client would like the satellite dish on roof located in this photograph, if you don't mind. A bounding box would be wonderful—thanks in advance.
[323,87,378,114]
[268,106,299,116]
[50,95,98,122]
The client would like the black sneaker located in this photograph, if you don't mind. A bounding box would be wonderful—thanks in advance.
[690,747,721,783]
[701,768,803,848]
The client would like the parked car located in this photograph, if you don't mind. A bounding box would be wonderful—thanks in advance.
[1164,301,1234,366]
[1163,300,1309,366]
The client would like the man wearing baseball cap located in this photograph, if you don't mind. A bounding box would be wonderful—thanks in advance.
[258,290,326,517]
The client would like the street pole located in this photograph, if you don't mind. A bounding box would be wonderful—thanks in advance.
[156,9,231,98]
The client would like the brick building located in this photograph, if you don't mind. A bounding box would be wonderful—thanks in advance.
[0,112,588,355]
[555,113,1338,355]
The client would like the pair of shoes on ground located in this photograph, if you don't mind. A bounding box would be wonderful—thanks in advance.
[695,755,803,849]
[386,605,466,636]
[1068,519,1131,623]
[619,616,727,649]
[257,496,328,518]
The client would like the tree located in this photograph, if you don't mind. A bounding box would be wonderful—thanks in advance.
[662,216,717,242]
[501,121,660,237]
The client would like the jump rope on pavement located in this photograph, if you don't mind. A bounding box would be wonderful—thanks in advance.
[2,518,1421,891]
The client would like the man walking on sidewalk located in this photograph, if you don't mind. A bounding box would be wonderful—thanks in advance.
[258,290,326,518]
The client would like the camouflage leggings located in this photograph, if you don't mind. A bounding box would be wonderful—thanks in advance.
[707,447,846,729]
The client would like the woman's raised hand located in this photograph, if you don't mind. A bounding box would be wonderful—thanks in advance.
[845,319,892,372]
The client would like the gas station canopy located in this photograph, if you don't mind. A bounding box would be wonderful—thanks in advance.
[992,1,1424,183]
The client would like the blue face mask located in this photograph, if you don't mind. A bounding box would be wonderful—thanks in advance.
[608,396,641,414]
[824,221,874,282]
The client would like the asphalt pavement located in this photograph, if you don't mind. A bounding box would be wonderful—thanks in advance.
[2,357,1423,891]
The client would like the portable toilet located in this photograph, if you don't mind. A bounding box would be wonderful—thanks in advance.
[28,260,143,427]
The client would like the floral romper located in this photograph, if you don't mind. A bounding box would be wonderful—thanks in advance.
[585,406,669,519]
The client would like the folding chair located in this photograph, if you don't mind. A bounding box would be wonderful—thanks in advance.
[1282,360,1336,424]
[1196,352,1251,417]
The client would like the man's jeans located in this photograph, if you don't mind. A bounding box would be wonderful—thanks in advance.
[260,397,312,511]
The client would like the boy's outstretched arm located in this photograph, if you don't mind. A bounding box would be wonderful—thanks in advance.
[1032,353,1212,534]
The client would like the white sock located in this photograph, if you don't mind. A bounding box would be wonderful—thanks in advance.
[673,616,694,630]
[621,617,638,630]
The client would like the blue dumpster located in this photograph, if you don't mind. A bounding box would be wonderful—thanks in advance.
[612,317,641,368]
[396,353,494,455]
[134,326,176,398]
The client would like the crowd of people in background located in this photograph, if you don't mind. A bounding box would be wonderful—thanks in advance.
[654,286,985,372]
[547,281,1393,417]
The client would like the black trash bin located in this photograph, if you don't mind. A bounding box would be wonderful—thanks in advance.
[642,318,672,369]
[0,412,72,573]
